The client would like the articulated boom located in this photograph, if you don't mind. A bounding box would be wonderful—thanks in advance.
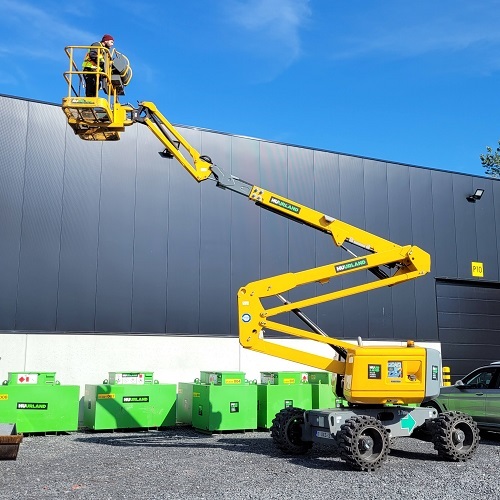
[61,44,482,471]
[236,189,432,404]
[62,47,433,405]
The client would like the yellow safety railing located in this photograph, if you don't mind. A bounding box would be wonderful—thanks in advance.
[63,45,114,103]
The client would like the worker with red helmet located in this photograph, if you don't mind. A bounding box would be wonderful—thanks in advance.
[82,34,115,97]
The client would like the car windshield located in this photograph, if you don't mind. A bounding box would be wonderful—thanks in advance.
[462,368,496,389]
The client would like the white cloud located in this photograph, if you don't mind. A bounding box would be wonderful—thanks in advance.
[0,0,96,62]
[330,3,500,64]
[223,0,311,80]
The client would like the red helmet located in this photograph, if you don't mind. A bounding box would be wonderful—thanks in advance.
[101,34,114,42]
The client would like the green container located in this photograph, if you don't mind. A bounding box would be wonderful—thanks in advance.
[306,372,338,409]
[0,372,79,433]
[257,384,312,429]
[260,371,308,385]
[257,372,312,429]
[176,382,195,424]
[199,371,245,386]
[192,381,257,432]
[83,372,176,430]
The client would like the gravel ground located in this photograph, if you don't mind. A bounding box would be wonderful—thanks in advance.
[1,427,499,500]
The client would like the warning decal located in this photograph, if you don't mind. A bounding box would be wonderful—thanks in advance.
[17,374,38,384]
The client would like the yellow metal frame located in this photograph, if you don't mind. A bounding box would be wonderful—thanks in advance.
[238,186,430,372]
[137,102,213,182]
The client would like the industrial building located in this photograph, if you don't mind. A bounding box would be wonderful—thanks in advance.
[1,93,499,388]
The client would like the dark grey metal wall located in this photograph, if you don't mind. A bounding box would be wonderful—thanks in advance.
[1,95,500,365]
[437,279,500,381]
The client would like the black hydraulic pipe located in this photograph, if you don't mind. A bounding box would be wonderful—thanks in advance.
[276,294,347,359]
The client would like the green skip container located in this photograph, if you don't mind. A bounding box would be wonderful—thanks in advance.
[306,371,338,409]
[257,371,312,429]
[84,371,176,430]
[0,372,79,433]
[191,371,257,432]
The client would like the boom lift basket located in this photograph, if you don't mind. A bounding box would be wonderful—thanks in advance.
[62,45,134,141]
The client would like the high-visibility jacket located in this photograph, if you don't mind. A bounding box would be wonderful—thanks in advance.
[82,42,106,71]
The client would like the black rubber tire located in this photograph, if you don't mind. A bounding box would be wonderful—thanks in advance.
[411,403,440,442]
[431,411,480,461]
[270,407,312,455]
[410,424,433,442]
[338,415,390,471]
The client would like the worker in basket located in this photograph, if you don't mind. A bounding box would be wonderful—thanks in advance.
[82,34,115,97]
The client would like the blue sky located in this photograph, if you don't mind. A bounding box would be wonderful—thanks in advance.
[2,0,500,177]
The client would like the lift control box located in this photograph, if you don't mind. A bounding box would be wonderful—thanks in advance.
[0,372,79,433]
[83,371,176,430]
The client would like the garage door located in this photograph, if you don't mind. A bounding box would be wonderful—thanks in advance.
[436,279,500,382]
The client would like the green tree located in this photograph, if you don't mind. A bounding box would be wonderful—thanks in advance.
[480,141,500,177]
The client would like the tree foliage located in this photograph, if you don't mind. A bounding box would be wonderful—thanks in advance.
[480,141,500,178]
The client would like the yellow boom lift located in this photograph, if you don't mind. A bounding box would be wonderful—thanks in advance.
[62,46,479,470]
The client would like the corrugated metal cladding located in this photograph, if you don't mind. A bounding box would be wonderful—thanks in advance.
[436,279,500,381]
[1,94,500,367]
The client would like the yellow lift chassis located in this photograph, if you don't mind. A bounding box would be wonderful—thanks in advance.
[62,45,480,470]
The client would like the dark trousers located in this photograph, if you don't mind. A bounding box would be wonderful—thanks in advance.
[84,67,104,97]
[84,72,98,97]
